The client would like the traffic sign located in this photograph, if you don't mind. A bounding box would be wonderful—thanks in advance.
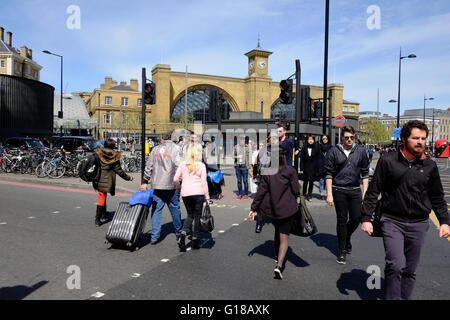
[394,128,401,139]
[333,115,346,127]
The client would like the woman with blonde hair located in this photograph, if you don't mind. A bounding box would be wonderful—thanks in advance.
[174,143,211,250]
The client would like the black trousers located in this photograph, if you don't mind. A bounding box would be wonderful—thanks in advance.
[302,179,314,196]
[332,187,362,253]
[182,195,205,239]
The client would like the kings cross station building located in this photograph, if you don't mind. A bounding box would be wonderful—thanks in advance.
[81,41,359,144]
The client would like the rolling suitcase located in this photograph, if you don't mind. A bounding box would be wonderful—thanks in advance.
[105,202,149,251]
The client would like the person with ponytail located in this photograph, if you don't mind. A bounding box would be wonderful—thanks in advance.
[174,143,211,251]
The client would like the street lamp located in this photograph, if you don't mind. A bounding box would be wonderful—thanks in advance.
[43,50,63,120]
[389,99,397,142]
[395,48,416,148]
[423,95,434,122]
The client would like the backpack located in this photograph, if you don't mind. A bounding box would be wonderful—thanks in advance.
[77,153,101,183]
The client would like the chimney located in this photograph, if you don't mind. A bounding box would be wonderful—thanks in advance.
[6,31,12,46]
[0,27,4,42]
[28,48,32,59]
[20,46,28,58]
[120,81,127,86]
[130,79,138,91]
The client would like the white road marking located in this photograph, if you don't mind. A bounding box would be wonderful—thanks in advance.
[131,273,141,278]
[52,211,60,214]
[230,206,237,209]
[91,292,105,298]
[232,223,239,226]
[75,207,81,209]
[218,230,225,233]
[0,222,7,225]
[217,205,226,208]
[161,259,170,263]
[186,247,192,251]
[28,216,35,219]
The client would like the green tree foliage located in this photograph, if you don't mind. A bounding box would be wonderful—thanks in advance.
[364,118,390,145]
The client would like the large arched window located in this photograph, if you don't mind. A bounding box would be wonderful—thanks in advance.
[271,98,296,119]
[172,89,232,122]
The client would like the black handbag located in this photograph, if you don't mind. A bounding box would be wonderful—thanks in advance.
[291,195,318,237]
[199,202,214,233]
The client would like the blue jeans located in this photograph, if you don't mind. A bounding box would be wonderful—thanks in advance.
[150,189,182,241]
[319,178,325,194]
[235,167,249,196]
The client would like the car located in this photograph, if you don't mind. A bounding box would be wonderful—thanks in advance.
[4,137,47,150]
[52,136,103,153]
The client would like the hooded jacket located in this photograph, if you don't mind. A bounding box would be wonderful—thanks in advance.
[94,148,131,196]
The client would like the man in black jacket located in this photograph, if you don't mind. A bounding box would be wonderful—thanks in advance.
[361,120,449,300]
[325,126,370,265]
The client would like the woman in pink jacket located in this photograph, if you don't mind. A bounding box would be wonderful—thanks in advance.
[174,143,211,251]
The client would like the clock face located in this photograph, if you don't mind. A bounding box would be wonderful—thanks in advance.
[258,60,266,69]
[249,61,254,69]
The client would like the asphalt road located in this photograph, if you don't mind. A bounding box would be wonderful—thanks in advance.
[0,158,449,300]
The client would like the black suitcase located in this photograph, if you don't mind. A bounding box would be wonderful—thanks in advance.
[105,202,149,251]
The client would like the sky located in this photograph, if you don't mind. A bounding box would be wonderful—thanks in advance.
[2,0,450,116]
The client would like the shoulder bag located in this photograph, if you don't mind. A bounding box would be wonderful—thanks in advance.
[200,202,214,233]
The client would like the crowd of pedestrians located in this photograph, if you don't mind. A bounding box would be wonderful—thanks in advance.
[92,121,448,300]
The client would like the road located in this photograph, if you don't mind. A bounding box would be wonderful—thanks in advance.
[0,160,448,301]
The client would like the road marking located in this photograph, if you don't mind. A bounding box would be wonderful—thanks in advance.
[75,206,81,209]
[429,211,450,242]
[230,205,237,209]
[52,211,60,214]
[91,292,105,298]
[186,247,191,251]
[131,273,141,278]
[161,259,170,263]
[0,180,131,197]
[217,205,226,208]
[232,223,239,226]
[28,216,35,219]
[0,222,7,225]
[218,230,225,233]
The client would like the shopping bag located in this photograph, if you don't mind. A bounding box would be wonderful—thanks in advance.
[199,202,214,233]
[291,196,318,237]
[207,170,223,184]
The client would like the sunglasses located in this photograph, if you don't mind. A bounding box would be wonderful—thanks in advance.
[322,137,328,140]
[343,136,355,141]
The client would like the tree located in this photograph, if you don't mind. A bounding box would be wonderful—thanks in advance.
[364,118,390,146]
[176,113,194,129]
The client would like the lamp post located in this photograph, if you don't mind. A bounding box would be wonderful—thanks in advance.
[43,50,63,119]
[395,48,416,148]
[423,95,434,122]
[389,99,398,143]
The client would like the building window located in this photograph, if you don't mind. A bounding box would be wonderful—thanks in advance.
[121,97,128,106]
[104,111,111,125]
[138,98,142,107]
[343,106,348,112]
[350,106,355,112]
[105,96,112,105]
[0,60,4,68]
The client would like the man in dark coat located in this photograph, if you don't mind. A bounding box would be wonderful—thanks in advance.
[299,135,320,201]
[93,138,133,226]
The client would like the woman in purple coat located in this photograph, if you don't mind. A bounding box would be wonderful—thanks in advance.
[248,146,301,279]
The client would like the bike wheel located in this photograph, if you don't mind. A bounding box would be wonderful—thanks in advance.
[47,162,66,179]
[35,162,47,178]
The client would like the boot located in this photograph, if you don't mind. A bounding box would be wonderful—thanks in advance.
[95,205,103,226]
[100,206,108,224]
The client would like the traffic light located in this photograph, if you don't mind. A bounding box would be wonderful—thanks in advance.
[314,101,322,118]
[300,86,310,122]
[144,82,156,105]
[279,79,293,104]
[221,98,230,120]
[275,112,280,125]
[209,88,218,121]
[285,121,290,131]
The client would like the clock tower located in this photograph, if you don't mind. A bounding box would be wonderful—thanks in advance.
[245,38,272,79]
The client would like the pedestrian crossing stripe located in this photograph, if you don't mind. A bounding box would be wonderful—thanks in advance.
[429,211,450,243]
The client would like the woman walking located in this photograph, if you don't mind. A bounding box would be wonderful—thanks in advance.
[93,138,134,226]
[299,135,320,201]
[174,143,211,251]
[248,146,301,279]
[318,135,332,200]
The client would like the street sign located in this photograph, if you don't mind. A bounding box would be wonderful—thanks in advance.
[394,128,401,139]
[333,115,346,127]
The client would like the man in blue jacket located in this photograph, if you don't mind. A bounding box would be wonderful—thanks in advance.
[325,126,370,265]
[361,120,449,300]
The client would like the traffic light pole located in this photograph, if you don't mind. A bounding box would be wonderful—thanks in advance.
[294,59,301,172]
[217,94,222,169]
[141,68,147,184]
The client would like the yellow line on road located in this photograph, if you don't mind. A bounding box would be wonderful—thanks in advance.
[430,211,450,242]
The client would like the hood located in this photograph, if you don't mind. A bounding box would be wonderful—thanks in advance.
[95,148,122,164]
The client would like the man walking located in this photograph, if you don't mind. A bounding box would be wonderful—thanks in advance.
[234,136,252,199]
[140,130,183,246]
[325,126,370,265]
[361,120,449,300]
[277,125,295,166]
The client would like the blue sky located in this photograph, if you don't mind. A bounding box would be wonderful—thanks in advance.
[2,0,450,116]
